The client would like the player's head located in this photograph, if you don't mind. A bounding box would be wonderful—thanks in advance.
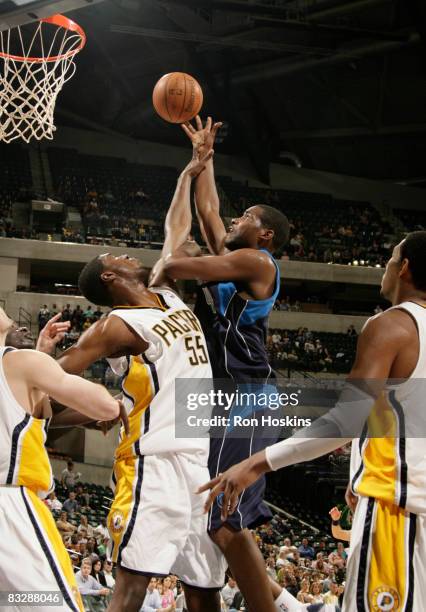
[5,324,35,349]
[381,231,426,303]
[224,205,289,253]
[78,254,149,307]
[0,308,14,343]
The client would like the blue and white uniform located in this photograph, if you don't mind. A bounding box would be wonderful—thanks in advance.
[194,248,281,531]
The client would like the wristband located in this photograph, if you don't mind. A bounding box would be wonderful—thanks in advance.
[332,519,339,526]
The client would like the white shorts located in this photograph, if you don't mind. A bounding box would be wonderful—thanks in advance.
[108,452,227,589]
[343,495,426,611]
[0,486,83,612]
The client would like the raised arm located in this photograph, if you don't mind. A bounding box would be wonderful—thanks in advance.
[149,148,213,287]
[182,116,226,255]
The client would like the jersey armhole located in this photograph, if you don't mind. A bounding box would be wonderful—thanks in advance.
[392,306,421,376]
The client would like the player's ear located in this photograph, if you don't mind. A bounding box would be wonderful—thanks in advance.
[260,227,274,242]
[100,270,116,284]
[399,258,410,281]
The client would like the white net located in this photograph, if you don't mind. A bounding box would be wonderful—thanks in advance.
[0,17,85,143]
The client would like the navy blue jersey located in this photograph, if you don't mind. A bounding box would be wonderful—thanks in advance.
[194,248,280,383]
[194,248,281,531]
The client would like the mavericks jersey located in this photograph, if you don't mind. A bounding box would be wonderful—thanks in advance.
[194,248,280,382]
[0,347,53,497]
[351,301,426,514]
[108,288,212,464]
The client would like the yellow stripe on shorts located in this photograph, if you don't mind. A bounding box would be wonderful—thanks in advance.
[25,488,84,612]
[108,456,138,563]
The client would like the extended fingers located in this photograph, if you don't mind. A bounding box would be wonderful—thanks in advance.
[197,475,221,494]
[195,115,203,130]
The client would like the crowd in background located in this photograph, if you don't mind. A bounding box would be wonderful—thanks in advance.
[0,164,405,269]
[49,461,347,612]
[267,326,358,374]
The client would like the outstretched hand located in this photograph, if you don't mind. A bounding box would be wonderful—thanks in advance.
[182,115,222,156]
[197,452,269,521]
[36,313,71,355]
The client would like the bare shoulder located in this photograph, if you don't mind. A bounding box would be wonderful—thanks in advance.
[227,248,275,267]
[361,308,417,342]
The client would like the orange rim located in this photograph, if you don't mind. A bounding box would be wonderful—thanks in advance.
[0,14,86,63]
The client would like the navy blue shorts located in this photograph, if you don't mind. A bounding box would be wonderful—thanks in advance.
[207,389,281,532]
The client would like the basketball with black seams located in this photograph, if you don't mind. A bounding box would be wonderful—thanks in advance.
[152,72,203,124]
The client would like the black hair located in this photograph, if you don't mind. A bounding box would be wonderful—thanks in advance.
[78,256,113,307]
[400,231,426,291]
[256,204,290,251]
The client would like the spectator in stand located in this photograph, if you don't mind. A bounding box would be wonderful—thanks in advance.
[93,306,103,320]
[75,484,91,510]
[160,576,175,608]
[71,305,84,330]
[38,304,50,332]
[374,304,384,314]
[83,305,94,321]
[56,511,76,536]
[91,558,107,587]
[280,537,297,557]
[328,541,348,569]
[75,559,110,597]
[103,559,115,590]
[298,537,315,560]
[310,581,324,604]
[94,518,110,545]
[347,324,357,336]
[141,577,172,612]
[297,579,312,604]
[265,557,277,581]
[62,490,80,514]
[323,581,340,606]
[61,460,81,489]
[77,515,94,538]
[61,303,72,321]
[221,577,239,611]
[45,491,62,511]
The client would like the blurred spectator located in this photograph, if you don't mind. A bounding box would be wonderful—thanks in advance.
[75,559,110,597]
[45,491,62,511]
[56,511,76,536]
[63,491,80,514]
[61,460,81,489]
[222,577,239,611]
[298,538,315,560]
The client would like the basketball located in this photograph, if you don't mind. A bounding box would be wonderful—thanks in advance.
[152,72,203,124]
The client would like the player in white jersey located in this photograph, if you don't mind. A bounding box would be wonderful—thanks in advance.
[0,307,121,612]
[199,231,426,612]
[57,150,226,612]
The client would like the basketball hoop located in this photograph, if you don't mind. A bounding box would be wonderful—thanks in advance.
[0,14,86,143]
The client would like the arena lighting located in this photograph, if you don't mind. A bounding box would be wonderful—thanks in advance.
[360,260,365,265]
[353,260,359,266]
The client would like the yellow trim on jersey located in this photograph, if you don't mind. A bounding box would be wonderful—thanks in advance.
[16,419,52,494]
[356,394,398,504]
[26,489,84,612]
[108,457,138,563]
[115,356,154,460]
[112,294,167,311]
[368,499,408,611]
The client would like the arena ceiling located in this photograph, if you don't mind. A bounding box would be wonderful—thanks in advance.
[3,0,426,184]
